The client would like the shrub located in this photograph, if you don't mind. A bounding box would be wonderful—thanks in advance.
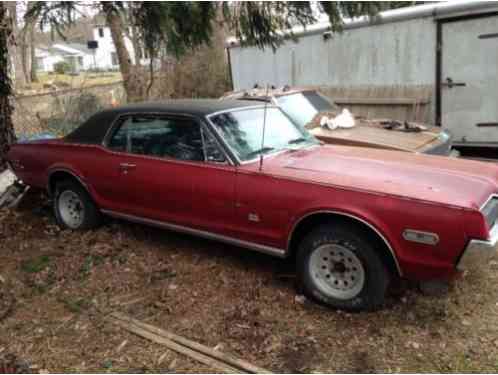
[43,92,104,137]
[53,61,71,75]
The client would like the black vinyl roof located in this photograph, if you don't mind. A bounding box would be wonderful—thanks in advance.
[65,99,260,145]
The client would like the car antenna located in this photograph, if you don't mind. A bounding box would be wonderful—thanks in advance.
[259,84,270,172]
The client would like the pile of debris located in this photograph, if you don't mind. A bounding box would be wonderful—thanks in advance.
[0,170,29,209]
[307,111,428,133]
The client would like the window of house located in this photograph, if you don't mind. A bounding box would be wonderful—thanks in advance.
[108,115,205,162]
[111,52,118,66]
[98,27,104,38]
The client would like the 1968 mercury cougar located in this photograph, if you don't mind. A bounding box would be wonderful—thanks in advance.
[6,100,498,311]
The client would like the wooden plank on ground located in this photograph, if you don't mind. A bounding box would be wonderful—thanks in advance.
[108,312,272,374]
[107,314,240,373]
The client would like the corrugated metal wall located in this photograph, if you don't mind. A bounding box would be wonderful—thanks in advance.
[231,18,435,88]
[230,18,437,123]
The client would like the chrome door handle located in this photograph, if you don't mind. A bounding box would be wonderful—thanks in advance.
[119,163,136,171]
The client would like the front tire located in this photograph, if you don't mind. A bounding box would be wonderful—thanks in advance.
[297,222,389,311]
[53,180,101,230]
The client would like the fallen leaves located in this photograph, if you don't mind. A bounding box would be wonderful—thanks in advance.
[1,192,498,373]
[405,341,421,350]
[294,295,306,304]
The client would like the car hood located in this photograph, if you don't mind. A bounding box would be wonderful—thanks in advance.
[257,145,498,209]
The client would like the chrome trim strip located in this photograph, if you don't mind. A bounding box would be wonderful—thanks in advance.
[457,221,498,270]
[402,229,439,245]
[480,194,498,211]
[288,210,402,276]
[101,209,287,258]
[207,104,271,118]
[200,118,239,166]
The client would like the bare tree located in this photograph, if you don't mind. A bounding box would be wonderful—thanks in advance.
[5,2,26,89]
[28,2,38,82]
[101,2,145,103]
[0,3,16,170]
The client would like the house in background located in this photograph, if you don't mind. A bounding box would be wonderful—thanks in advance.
[35,43,95,73]
[91,23,149,70]
[34,15,151,73]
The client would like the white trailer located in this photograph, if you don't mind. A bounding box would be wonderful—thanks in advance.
[226,1,498,150]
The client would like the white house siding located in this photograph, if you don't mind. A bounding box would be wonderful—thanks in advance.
[92,26,148,70]
[35,52,65,73]
[230,17,435,90]
[82,54,95,71]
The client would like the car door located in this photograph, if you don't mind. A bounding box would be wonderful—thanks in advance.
[105,113,237,234]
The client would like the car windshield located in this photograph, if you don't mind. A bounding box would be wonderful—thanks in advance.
[209,107,317,162]
[275,91,338,129]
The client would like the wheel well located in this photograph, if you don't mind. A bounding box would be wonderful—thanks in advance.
[48,170,86,197]
[288,212,401,277]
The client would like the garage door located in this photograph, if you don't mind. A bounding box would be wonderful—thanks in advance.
[441,15,498,147]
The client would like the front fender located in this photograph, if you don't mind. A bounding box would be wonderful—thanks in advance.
[287,190,468,281]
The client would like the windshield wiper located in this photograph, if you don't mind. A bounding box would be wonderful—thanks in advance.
[245,146,275,159]
[288,137,308,145]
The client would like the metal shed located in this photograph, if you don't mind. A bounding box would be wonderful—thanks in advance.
[226,1,498,150]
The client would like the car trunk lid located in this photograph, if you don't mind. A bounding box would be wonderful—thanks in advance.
[307,113,442,153]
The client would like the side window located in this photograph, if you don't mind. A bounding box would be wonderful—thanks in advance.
[202,127,227,163]
[108,115,204,162]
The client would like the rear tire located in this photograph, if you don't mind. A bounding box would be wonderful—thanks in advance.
[297,222,389,311]
[53,180,101,230]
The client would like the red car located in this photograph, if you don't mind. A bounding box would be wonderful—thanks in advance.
[6,100,498,311]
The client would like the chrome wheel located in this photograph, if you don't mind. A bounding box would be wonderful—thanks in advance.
[58,190,85,229]
[309,243,365,300]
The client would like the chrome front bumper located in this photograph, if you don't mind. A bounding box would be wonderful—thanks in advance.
[457,223,498,270]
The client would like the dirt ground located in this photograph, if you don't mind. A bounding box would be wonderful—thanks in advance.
[1,191,497,373]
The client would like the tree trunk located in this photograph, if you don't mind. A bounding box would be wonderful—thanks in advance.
[131,26,142,66]
[28,2,38,83]
[102,3,144,103]
[5,2,26,90]
[30,24,37,82]
[19,28,30,84]
[0,3,16,170]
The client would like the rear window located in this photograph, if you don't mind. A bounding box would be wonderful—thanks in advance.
[275,91,337,128]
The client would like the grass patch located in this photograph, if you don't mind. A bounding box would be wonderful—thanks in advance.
[23,72,122,93]
[78,254,105,279]
[59,297,92,314]
[21,255,51,273]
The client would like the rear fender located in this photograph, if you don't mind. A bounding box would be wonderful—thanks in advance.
[47,166,94,200]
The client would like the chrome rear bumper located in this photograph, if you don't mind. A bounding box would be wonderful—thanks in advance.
[457,223,498,270]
